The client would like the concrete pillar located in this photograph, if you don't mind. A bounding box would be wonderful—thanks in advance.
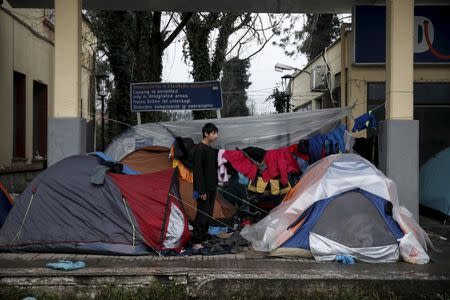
[385,0,414,120]
[379,0,419,221]
[48,0,86,166]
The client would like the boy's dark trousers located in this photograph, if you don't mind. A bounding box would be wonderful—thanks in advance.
[191,191,216,244]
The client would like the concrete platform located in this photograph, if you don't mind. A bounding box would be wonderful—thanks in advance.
[0,217,449,299]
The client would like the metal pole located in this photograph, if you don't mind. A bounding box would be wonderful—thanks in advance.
[216,109,222,119]
[137,112,142,125]
[101,95,105,151]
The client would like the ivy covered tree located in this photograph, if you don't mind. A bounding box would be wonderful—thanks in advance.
[266,87,291,113]
[220,57,251,117]
[184,13,283,119]
[273,14,341,61]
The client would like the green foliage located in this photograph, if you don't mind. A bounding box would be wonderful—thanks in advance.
[273,14,341,61]
[266,87,291,113]
[221,58,251,117]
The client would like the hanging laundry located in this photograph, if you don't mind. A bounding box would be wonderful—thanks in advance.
[269,179,280,195]
[309,135,327,163]
[173,137,196,169]
[242,147,266,163]
[170,145,193,183]
[248,176,269,194]
[262,148,300,185]
[238,173,249,185]
[352,111,378,132]
[239,148,267,172]
[172,159,193,183]
[325,124,346,153]
[217,149,229,186]
[308,125,347,162]
[223,150,258,180]
[287,141,310,161]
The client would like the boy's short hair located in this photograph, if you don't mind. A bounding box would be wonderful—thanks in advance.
[202,123,218,138]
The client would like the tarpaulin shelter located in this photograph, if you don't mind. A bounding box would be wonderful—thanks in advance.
[241,154,432,263]
[105,107,352,161]
[104,107,352,222]
[420,147,450,218]
[0,155,190,255]
[0,182,13,228]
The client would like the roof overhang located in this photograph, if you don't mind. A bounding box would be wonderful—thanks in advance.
[7,0,450,13]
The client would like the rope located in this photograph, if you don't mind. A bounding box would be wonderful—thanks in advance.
[168,193,236,233]
[368,102,386,114]
[120,197,161,256]
[79,109,172,140]
[121,197,136,248]
[12,192,36,243]
[216,187,269,214]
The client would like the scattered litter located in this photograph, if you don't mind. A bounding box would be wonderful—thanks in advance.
[217,231,233,239]
[426,232,448,241]
[335,254,355,264]
[208,226,228,236]
[46,260,86,271]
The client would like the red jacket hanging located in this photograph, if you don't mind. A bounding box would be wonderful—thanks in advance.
[262,148,300,185]
[223,150,258,180]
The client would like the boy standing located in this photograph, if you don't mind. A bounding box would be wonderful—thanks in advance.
[192,123,219,250]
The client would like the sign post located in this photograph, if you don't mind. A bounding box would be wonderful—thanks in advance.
[130,81,223,115]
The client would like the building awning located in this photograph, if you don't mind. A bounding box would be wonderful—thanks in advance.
[7,0,449,13]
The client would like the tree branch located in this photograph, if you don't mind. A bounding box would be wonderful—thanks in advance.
[162,12,193,49]
[241,33,275,61]
[232,13,252,31]
[161,12,174,34]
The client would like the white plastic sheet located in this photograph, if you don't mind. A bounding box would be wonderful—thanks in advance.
[105,107,353,161]
[309,232,400,263]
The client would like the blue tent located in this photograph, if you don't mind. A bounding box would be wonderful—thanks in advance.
[420,147,450,217]
[0,183,13,228]
[274,189,404,262]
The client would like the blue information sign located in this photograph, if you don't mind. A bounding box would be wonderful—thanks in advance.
[354,5,450,64]
[130,81,223,112]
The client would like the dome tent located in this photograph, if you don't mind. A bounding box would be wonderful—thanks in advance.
[241,154,432,263]
[0,155,190,255]
[420,147,450,219]
[0,182,13,228]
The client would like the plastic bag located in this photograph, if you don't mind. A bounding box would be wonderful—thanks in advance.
[399,232,430,264]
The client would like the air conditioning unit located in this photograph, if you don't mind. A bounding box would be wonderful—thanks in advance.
[310,65,327,91]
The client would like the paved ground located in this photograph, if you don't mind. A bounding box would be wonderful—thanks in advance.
[0,216,449,299]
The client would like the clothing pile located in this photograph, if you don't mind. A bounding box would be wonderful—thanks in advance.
[181,232,251,256]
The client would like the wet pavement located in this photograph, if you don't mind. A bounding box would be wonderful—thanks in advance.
[0,216,449,299]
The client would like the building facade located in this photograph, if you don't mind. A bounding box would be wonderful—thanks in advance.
[289,27,450,167]
[0,2,96,172]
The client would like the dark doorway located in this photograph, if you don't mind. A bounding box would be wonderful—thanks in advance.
[13,71,26,159]
[33,81,48,159]
[367,82,450,166]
